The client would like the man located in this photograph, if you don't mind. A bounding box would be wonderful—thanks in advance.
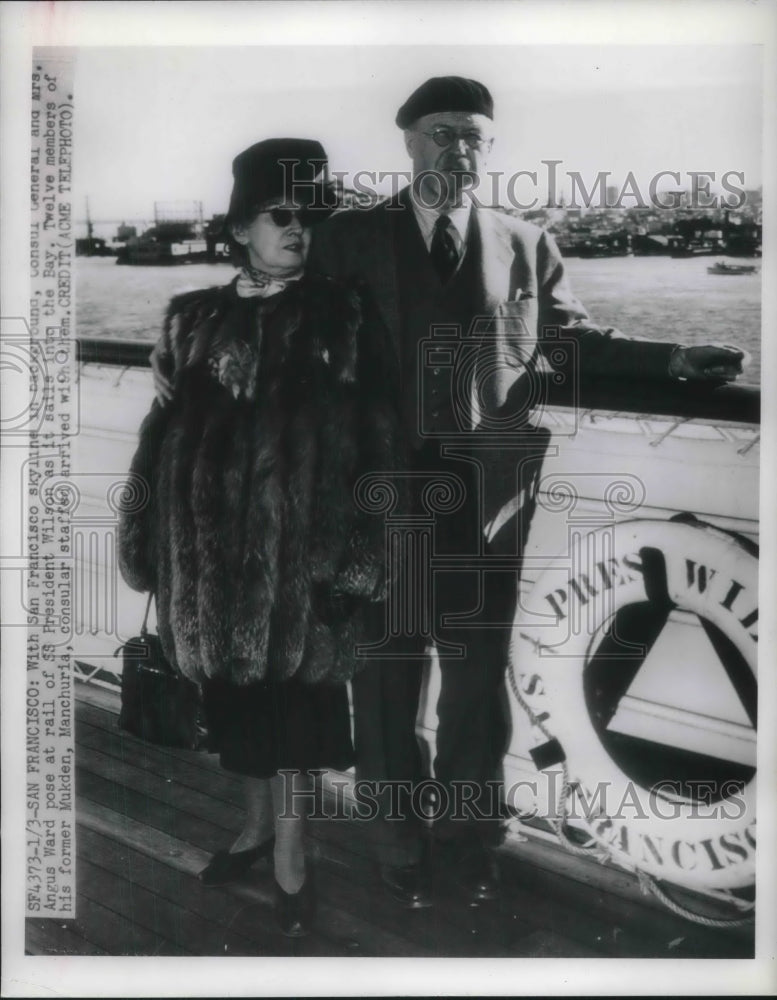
[308,76,744,908]
[152,77,744,909]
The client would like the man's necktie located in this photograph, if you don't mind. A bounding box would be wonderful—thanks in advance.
[430,214,459,283]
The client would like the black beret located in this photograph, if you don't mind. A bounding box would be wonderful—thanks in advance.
[395,76,494,129]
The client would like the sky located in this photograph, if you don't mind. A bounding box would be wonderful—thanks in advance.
[67,43,764,230]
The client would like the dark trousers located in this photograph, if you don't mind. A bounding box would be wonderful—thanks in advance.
[352,441,533,865]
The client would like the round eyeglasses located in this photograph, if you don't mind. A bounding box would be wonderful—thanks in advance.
[420,128,492,150]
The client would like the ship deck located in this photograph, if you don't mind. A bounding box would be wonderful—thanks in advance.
[24,681,755,960]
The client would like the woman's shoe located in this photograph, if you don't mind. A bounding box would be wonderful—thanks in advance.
[273,869,316,937]
[198,836,275,887]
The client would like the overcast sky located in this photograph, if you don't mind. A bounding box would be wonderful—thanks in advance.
[67,43,763,227]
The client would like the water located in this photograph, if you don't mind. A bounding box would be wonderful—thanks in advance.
[76,254,762,383]
[563,256,761,383]
[76,259,231,344]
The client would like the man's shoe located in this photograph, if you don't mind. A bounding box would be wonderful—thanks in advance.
[380,862,433,909]
[198,836,275,887]
[442,843,500,903]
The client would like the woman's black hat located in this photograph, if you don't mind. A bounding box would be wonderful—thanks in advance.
[225,137,336,226]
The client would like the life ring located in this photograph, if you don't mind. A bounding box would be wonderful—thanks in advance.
[511,517,757,892]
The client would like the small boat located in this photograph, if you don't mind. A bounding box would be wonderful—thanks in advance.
[707,260,759,275]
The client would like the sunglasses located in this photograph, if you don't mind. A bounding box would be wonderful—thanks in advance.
[258,207,321,228]
[420,127,492,151]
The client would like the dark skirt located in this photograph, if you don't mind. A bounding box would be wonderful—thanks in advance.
[201,676,355,779]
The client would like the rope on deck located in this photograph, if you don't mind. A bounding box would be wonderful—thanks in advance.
[507,665,755,929]
[635,870,754,928]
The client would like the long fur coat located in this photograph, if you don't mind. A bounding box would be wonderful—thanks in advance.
[118,274,401,686]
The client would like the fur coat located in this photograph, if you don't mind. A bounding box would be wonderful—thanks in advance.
[118,274,401,686]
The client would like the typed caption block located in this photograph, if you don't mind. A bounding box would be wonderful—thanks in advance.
[25,51,76,919]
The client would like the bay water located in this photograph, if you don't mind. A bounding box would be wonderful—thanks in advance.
[76,254,762,383]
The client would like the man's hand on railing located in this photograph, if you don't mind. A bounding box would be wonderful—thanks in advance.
[668,344,747,382]
[75,336,759,424]
[150,342,175,405]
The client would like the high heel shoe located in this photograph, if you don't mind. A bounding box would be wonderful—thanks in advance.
[198,835,275,887]
[273,868,316,937]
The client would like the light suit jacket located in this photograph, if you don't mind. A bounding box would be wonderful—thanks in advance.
[310,187,676,428]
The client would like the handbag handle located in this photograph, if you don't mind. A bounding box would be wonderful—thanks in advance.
[141,591,154,637]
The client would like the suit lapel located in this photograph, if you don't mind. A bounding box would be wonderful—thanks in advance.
[473,208,515,312]
[359,192,404,342]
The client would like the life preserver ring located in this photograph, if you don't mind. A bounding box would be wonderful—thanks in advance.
[511,517,757,892]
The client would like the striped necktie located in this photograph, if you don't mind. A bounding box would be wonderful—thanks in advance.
[430,214,459,283]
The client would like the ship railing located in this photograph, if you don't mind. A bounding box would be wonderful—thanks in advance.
[76,336,761,423]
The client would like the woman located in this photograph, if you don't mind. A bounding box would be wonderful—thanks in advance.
[119,138,400,937]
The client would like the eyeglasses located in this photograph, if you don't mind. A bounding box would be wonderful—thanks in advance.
[419,127,493,150]
[258,207,319,228]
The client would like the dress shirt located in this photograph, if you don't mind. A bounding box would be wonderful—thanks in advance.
[411,198,471,256]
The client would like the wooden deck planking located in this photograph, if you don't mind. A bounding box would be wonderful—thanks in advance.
[76,766,235,854]
[76,830,314,957]
[77,704,490,953]
[76,705,556,956]
[29,892,181,957]
[25,917,110,957]
[309,814,680,958]
[77,775,527,957]
[305,802,753,957]
[24,683,756,958]
[305,816,574,957]
[74,694,591,956]
[76,798,431,957]
[77,703,245,804]
[495,842,753,959]
[76,856,202,956]
[77,729,241,832]
[82,684,719,932]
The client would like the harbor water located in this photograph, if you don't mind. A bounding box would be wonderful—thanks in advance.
[76,254,762,383]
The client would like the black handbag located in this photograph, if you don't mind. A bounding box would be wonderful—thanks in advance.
[117,593,204,749]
